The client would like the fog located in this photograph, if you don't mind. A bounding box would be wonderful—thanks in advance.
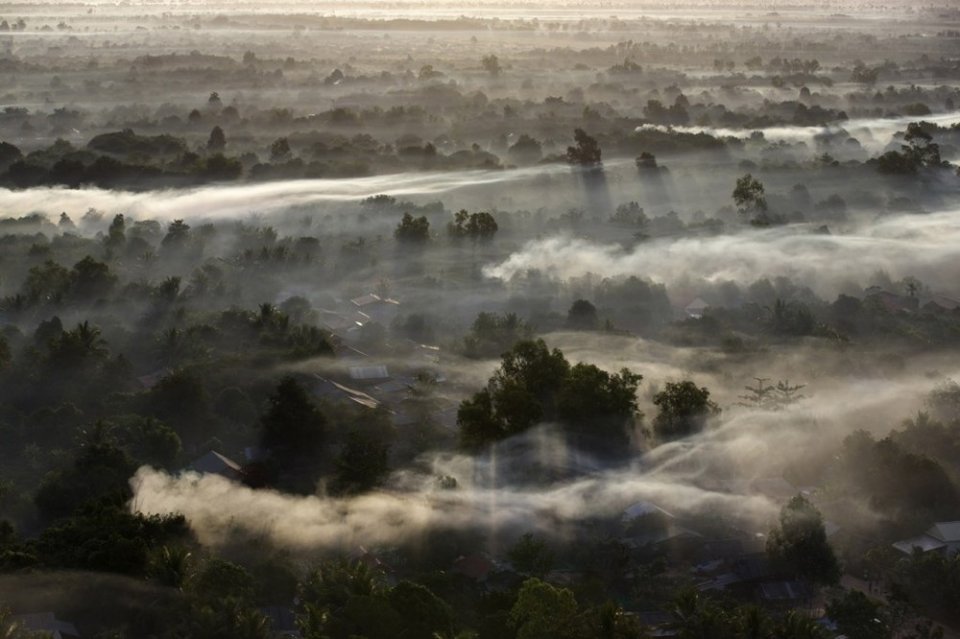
[485,207,960,299]
[2,0,960,635]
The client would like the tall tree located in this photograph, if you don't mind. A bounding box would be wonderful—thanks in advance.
[767,495,840,585]
[259,376,327,461]
[652,380,719,439]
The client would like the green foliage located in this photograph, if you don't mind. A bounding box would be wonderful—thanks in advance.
[458,340,641,449]
[766,495,840,585]
[825,590,890,639]
[448,209,499,241]
[566,299,598,331]
[189,558,256,603]
[481,54,502,76]
[334,429,390,494]
[259,376,327,460]
[30,505,188,575]
[298,559,420,639]
[207,125,226,152]
[732,173,767,214]
[738,377,806,410]
[652,380,719,439]
[34,425,137,521]
[557,364,643,435]
[395,212,431,243]
[838,430,960,525]
[146,544,193,588]
[566,128,602,166]
[270,137,292,161]
[667,589,828,639]
[462,312,533,359]
[87,129,187,158]
[507,533,555,577]
[509,578,578,639]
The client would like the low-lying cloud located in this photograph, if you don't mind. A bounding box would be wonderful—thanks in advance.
[483,209,960,298]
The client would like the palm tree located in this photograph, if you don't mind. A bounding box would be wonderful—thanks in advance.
[148,545,193,588]
[777,611,828,639]
[73,320,109,359]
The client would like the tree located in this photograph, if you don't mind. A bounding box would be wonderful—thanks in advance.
[334,430,389,494]
[207,125,226,152]
[69,256,116,300]
[652,380,719,439]
[34,424,137,521]
[448,209,499,242]
[297,559,386,638]
[739,377,806,410]
[161,219,191,250]
[463,312,534,359]
[767,495,840,585]
[509,578,578,639]
[566,299,598,331]
[566,128,602,166]
[259,376,326,460]
[732,174,767,215]
[394,212,430,243]
[481,54,502,76]
[270,137,292,162]
[508,134,542,164]
[458,340,641,449]
[105,214,125,251]
[557,364,642,437]
[903,123,941,168]
[46,320,109,369]
[458,340,568,448]
[189,558,255,603]
[21,260,71,303]
[825,590,890,639]
[508,533,555,577]
[636,152,658,171]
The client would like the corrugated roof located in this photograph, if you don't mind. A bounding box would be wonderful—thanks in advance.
[189,450,242,477]
[928,521,960,543]
[349,365,390,380]
[893,535,945,554]
[623,500,675,521]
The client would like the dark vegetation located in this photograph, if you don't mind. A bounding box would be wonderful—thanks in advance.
[1,1,960,638]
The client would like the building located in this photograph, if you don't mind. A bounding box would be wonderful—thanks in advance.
[187,450,244,481]
[893,520,960,555]
[12,613,80,639]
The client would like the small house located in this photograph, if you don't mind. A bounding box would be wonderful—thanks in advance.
[187,450,244,481]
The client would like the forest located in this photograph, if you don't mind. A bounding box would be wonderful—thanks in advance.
[1,0,960,637]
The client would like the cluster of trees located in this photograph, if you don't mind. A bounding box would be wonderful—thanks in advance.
[448,209,499,241]
[875,123,944,175]
[457,339,642,450]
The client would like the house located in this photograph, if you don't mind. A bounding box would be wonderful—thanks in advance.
[137,367,172,389]
[187,450,244,481]
[317,309,365,333]
[893,520,960,555]
[637,611,678,637]
[864,286,918,313]
[13,613,81,639]
[452,554,495,581]
[758,579,812,605]
[920,295,960,314]
[622,500,675,523]
[348,364,390,384]
[313,376,380,409]
[350,293,400,324]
